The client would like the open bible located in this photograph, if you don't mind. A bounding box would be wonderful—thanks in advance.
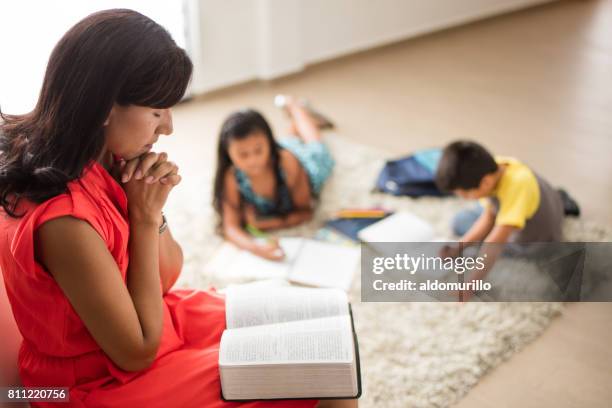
[219,285,361,401]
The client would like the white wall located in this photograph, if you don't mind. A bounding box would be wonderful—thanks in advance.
[0,1,185,114]
[300,0,552,63]
[188,0,259,93]
[189,0,553,95]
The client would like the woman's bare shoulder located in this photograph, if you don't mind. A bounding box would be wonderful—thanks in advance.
[35,216,111,268]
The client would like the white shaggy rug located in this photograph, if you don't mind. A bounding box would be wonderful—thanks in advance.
[164,135,611,407]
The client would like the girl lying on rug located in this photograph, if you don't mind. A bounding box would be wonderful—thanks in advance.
[213,99,335,260]
[0,9,354,408]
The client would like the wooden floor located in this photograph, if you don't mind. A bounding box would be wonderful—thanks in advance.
[455,302,612,408]
[164,1,612,406]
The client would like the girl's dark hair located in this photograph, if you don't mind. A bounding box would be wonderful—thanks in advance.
[0,9,192,217]
[213,109,285,229]
[435,140,499,191]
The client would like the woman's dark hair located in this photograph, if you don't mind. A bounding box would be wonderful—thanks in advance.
[213,109,285,229]
[0,9,192,217]
[435,140,498,191]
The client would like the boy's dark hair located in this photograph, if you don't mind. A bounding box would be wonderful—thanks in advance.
[435,140,498,191]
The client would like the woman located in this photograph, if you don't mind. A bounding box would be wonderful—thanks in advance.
[0,9,355,408]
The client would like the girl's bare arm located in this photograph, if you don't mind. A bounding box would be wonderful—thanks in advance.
[221,170,257,249]
[221,171,285,260]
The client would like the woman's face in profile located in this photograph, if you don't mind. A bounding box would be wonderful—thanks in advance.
[104,104,173,160]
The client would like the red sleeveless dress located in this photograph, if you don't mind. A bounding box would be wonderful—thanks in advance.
[0,161,317,408]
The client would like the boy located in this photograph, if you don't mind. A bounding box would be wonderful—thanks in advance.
[435,141,565,296]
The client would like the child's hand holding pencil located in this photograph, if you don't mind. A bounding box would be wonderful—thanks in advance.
[246,223,285,261]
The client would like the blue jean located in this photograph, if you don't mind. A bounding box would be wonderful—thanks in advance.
[452,205,483,237]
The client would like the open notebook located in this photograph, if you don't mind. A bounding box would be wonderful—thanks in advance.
[219,285,361,400]
[206,238,360,291]
[357,211,436,242]
[357,212,453,280]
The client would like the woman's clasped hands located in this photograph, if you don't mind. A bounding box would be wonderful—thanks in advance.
[113,152,181,224]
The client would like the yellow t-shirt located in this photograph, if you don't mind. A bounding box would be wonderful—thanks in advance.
[482,157,540,229]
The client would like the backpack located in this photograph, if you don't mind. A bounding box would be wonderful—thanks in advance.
[374,148,449,197]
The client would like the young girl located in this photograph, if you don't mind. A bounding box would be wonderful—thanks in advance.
[213,100,334,260]
[0,9,354,408]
